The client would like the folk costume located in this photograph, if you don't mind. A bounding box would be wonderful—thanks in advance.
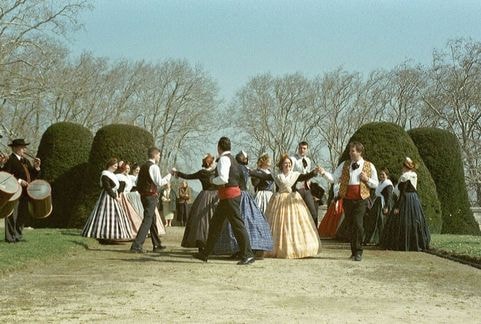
[323,158,378,259]
[291,153,318,225]
[250,169,321,259]
[251,167,274,214]
[363,178,394,245]
[82,170,134,240]
[381,170,431,251]
[176,167,219,249]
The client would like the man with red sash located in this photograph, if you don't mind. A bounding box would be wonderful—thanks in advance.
[193,137,255,265]
[320,142,378,261]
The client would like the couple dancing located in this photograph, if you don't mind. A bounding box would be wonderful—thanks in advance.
[194,137,323,263]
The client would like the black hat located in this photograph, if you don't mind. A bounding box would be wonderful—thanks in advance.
[8,138,30,147]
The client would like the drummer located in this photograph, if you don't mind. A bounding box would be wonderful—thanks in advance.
[2,138,41,243]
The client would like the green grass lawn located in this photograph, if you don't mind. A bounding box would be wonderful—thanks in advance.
[430,234,481,263]
[0,228,97,274]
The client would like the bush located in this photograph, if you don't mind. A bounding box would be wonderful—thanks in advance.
[409,128,480,235]
[69,124,154,228]
[338,122,443,233]
[34,122,93,228]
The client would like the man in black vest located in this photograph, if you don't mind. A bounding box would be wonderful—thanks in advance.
[2,138,41,243]
[130,147,171,253]
[193,137,254,265]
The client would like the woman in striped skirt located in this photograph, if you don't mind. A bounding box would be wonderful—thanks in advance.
[82,158,134,242]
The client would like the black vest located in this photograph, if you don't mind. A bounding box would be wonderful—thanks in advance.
[137,160,157,195]
[216,154,241,187]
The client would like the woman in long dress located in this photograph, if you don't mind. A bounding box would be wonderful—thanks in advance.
[250,153,321,259]
[381,157,431,251]
[363,168,393,245]
[115,162,142,235]
[251,153,274,214]
[173,154,218,250]
[161,183,175,227]
[82,158,133,241]
[213,151,273,257]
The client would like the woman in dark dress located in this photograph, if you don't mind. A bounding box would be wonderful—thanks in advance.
[381,158,431,251]
[172,154,218,250]
[363,168,394,245]
[251,153,274,214]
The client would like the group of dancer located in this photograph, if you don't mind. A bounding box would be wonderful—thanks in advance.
[81,136,431,265]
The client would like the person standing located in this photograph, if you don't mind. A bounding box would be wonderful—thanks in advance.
[130,147,171,253]
[291,141,318,225]
[320,142,379,261]
[381,158,431,251]
[193,137,255,265]
[177,180,191,226]
[2,138,41,243]
[82,158,134,242]
[161,182,175,227]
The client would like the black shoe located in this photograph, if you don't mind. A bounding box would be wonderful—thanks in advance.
[354,254,362,262]
[130,247,145,254]
[237,256,255,265]
[193,252,208,262]
[152,245,166,252]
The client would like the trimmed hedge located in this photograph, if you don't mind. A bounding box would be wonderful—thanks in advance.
[338,122,443,233]
[69,124,154,228]
[409,128,480,235]
[34,122,93,228]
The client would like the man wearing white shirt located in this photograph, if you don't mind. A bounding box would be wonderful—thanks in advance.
[291,141,318,225]
[193,137,254,265]
[320,142,378,261]
[130,147,171,253]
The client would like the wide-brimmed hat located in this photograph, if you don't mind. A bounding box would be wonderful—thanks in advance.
[8,138,30,147]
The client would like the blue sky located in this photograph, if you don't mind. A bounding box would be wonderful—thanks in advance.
[69,0,481,100]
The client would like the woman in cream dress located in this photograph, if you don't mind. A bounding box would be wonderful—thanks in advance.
[250,153,321,259]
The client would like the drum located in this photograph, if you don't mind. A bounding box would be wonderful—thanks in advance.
[0,180,21,219]
[27,179,52,219]
[0,171,20,208]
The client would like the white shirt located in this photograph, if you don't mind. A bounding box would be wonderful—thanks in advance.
[147,159,171,188]
[323,158,379,189]
[291,153,312,190]
[211,151,231,185]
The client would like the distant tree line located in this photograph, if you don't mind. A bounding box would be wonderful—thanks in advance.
[1,1,480,205]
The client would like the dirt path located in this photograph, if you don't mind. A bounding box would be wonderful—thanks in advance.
[1,227,480,323]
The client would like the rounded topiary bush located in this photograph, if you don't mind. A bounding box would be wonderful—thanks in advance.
[409,127,480,235]
[338,122,443,233]
[34,122,93,228]
[69,124,154,228]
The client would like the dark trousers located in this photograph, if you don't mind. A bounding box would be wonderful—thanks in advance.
[298,188,318,225]
[131,195,161,249]
[203,196,253,259]
[343,198,368,256]
[4,197,28,242]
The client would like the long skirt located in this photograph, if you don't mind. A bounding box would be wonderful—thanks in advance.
[318,199,344,238]
[213,191,273,254]
[119,193,142,235]
[265,192,321,259]
[177,202,190,225]
[82,191,134,240]
[363,197,385,245]
[181,190,219,248]
[381,192,431,251]
[125,191,165,235]
[254,190,273,214]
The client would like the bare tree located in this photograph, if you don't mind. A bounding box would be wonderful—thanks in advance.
[422,38,481,205]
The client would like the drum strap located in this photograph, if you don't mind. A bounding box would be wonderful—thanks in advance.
[21,159,31,183]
